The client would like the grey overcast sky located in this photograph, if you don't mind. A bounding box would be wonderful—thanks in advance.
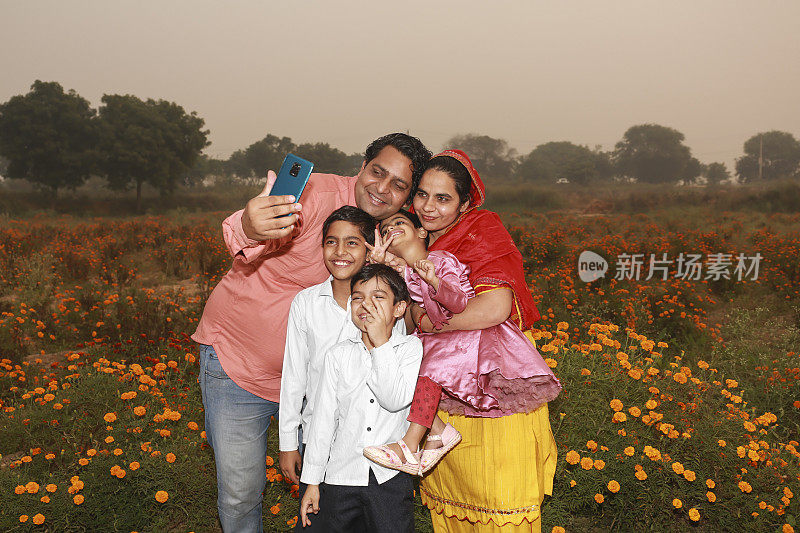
[2,0,799,171]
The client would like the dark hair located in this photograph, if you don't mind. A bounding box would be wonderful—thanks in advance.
[380,209,429,247]
[350,263,410,304]
[364,133,432,193]
[322,206,377,246]
[423,155,472,205]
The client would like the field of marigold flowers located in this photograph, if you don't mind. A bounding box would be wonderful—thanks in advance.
[1,208,798,532]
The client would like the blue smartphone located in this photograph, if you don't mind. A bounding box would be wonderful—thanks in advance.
[271,154,314,204]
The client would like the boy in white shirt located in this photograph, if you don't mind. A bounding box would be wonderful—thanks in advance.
[278,206,378,489]
[299,264,422,532]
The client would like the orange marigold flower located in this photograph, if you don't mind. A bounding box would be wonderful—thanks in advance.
[45,453,55,460]
[717,439,726,447]
[25,481,40,494]
[783,525,794,533]
[87,448,97,457]
[155,490,169,503]
[14,485,25,495]
[45,483,57,493]
[32,514,45,525]
[74,494,84,505]
[40,495,50,503]
[569,479,576,487]
[743,421,756,432]
[21,455,32,463]
[580,457,594,470]
[635,469,648,481]
[624,446,635,456]
[266,455,275,466]
[552,527,566,533]
[673,498,682,509]
[736,446,746,458]
[688,508,700,521]
[628,406,641,417]
[565,450,580,465]
[706,491,716,502]
[738,481,752,493]
[645,399,657,410]
[187,421,199,431]
[581,368,591,376]
[627,368,642,380]
[683,470,696,482]
[613,412,627,423]
[673,373,687,384]
[594,493,604,503]
[586,440,598,452]
[270,504,281,515]
[133,406,146,416]
[594,459,605,470]
[607,480,620,493]
[79,458,89,466]
[105,436,114,444]
[671,462,684,475]
[103,412,117,423]
[706,479,715,489]
[166,453,176,463]
[609,399,623,411]
[20,515,29,523]
[113,448,123,456]
[130,461,140,470]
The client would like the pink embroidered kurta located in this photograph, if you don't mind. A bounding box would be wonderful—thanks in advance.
[405,250,561,417]
[192,173,357,402]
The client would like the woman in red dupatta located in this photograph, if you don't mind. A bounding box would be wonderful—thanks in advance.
[414,150,558,532]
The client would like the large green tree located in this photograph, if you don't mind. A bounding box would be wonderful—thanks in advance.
[704,162,730,185]
[295,142,361,175]
[517,141,611,184]
[444,133,517,178]
[0,80,98,195]
[735,131,800,182]
[612,124,701,184]
[98,94,209,210]
[226,134,296,182]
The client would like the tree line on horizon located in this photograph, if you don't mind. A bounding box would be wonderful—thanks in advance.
[2,81,800,205]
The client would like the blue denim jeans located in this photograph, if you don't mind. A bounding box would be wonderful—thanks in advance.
[199,344,279,533]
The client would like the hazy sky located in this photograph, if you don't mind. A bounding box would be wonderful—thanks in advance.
[2,1,799,172]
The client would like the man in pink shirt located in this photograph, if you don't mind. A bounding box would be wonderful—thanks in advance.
[192,133,431,532]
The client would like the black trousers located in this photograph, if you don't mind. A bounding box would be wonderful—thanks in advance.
[306,470,414,533]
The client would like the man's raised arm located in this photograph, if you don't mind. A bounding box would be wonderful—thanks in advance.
[221,170,304,262]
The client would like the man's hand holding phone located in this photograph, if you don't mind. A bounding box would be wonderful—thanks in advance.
[241,170,303,241]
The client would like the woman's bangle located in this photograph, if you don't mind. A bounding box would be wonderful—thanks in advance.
[416,311,428,332]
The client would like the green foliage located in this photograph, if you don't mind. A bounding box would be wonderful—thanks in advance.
[226,134,296,182]
[294,142,362,175]
[97,94,209,210]
[517,141,612,184]
[705,162,731,185]
[613,124,702,184]
[736,131,800,182]
[0,81,98,194]
[444,133,517,179]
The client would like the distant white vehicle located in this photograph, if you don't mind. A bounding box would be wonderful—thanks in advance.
[556,177,569,184]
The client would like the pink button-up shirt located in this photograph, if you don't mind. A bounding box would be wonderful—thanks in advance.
[192,173,357,401]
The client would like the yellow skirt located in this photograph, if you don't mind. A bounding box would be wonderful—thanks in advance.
[419,404,557,532]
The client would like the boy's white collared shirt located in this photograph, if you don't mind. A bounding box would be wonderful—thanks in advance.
[278,277,405,451]
[300,329,423,487]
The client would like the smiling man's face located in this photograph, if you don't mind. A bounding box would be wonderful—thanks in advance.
[353,146,414,221]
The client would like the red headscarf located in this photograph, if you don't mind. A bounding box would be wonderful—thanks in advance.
[425,150,541,329]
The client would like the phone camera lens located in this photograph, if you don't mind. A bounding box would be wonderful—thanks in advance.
[290,163,301,177]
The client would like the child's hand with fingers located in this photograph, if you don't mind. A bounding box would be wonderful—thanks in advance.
[300,484,320,527]
[362,296,393,349]
[413,259,440,290]
[366,229,407,273]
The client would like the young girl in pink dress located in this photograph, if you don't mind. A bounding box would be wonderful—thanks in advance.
[362,208,561,475]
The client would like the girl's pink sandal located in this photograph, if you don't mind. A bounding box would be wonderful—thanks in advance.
[363,440,422,476]
[419,423,462,475]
